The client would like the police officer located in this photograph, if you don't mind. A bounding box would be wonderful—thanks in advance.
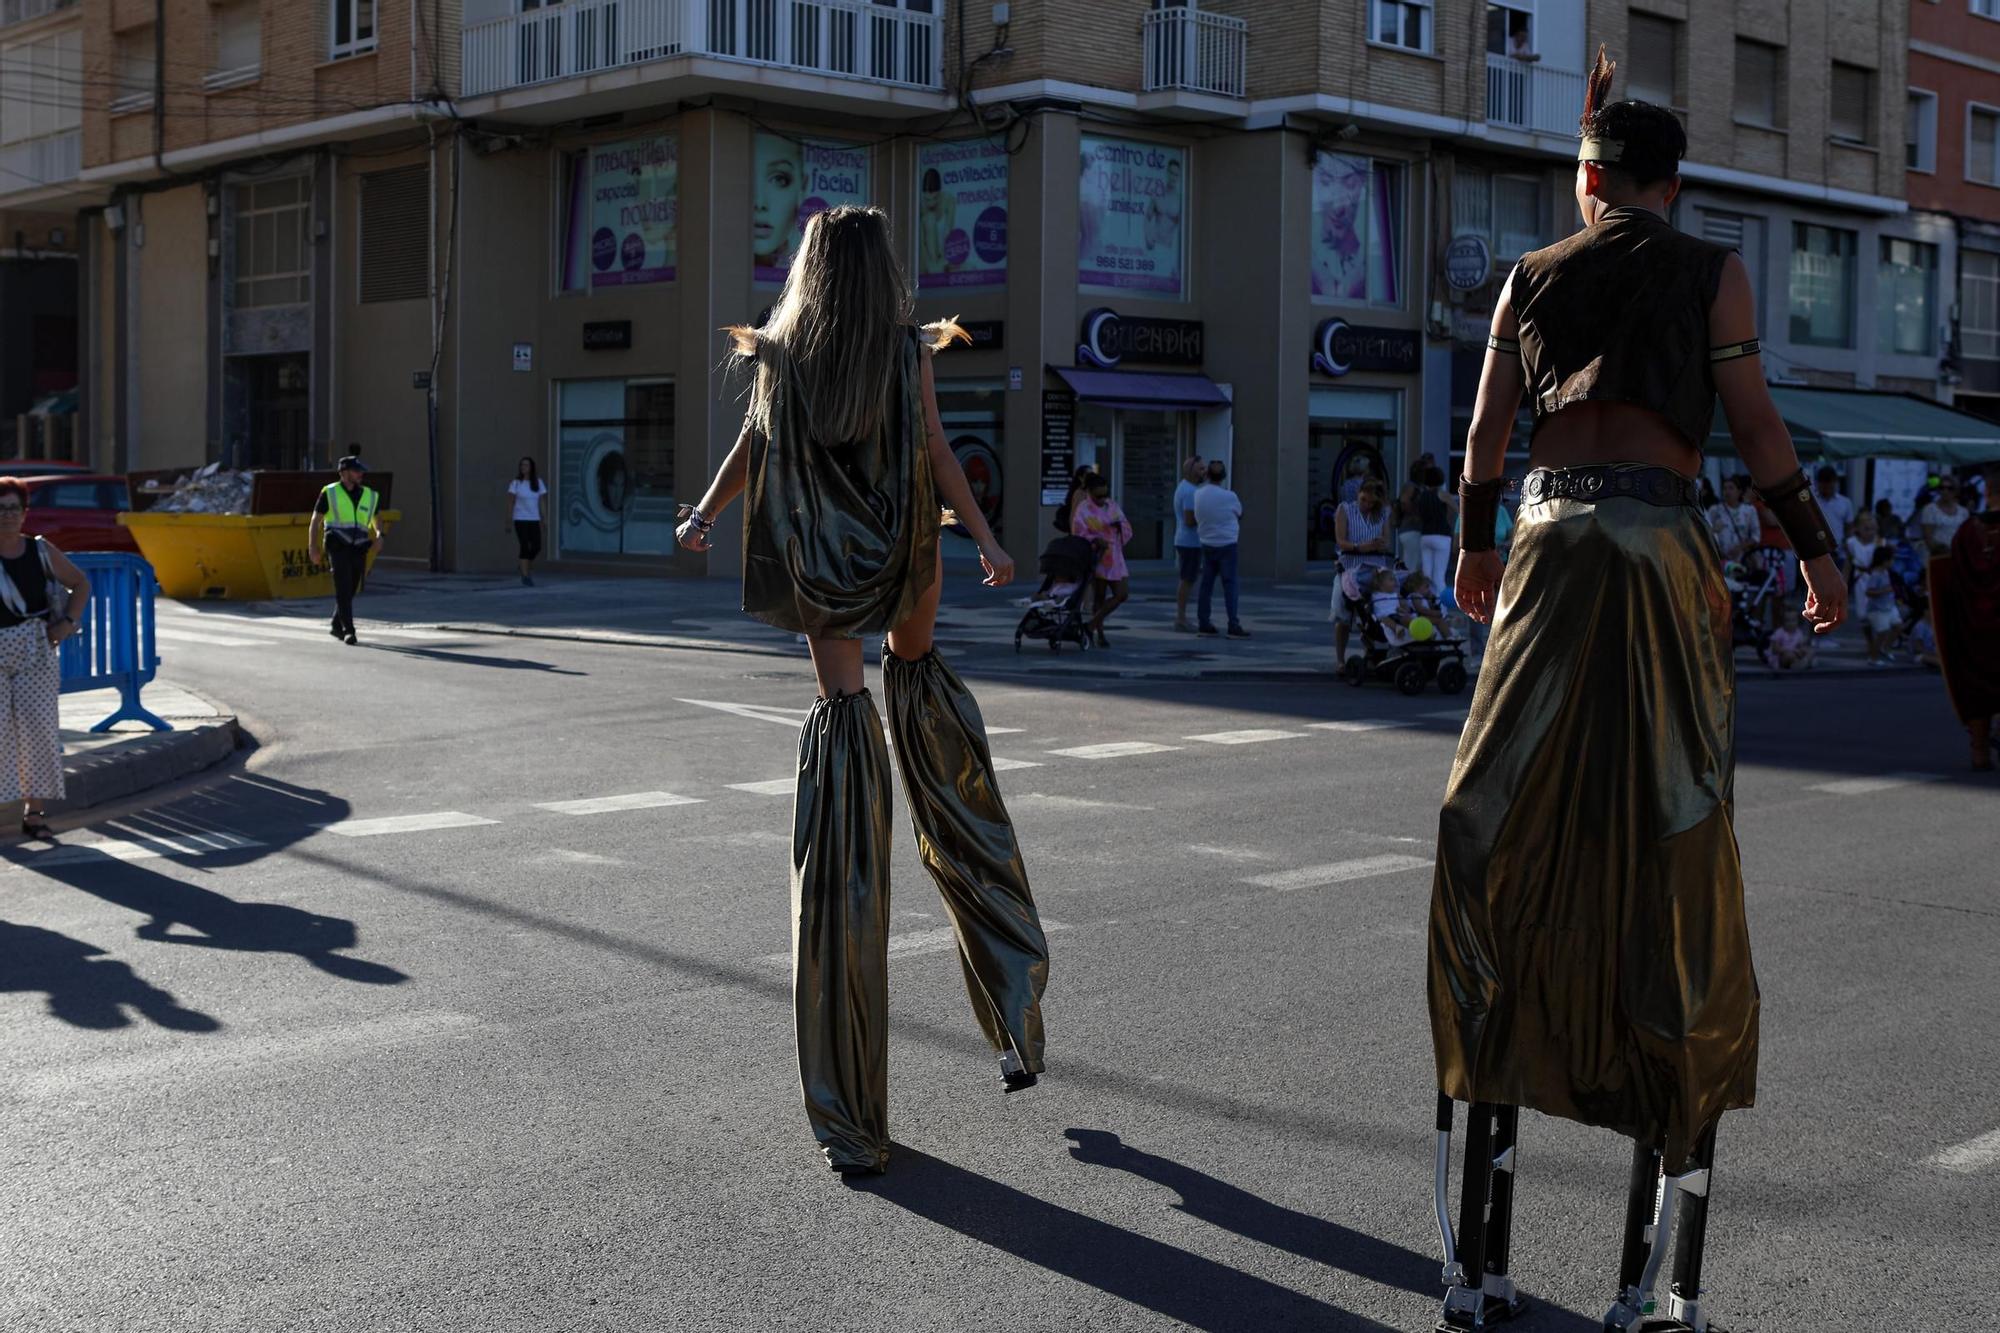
[309,455,381,645]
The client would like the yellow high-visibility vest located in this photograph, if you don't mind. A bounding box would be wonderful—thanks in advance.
[320,483,379,537]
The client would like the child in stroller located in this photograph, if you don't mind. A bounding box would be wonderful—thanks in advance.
[1014,533,1104,653]
[1724,544,1788,659]
[1339,566,1469,695]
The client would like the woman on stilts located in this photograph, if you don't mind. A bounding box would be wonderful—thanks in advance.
[676,205,1051,1177]
[1427,50,1845,1331]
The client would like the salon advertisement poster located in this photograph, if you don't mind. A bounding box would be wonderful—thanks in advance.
[589,135,678,287]
[1077,135,1185,296]
[917,140,1009,289]
[754,133,870,284]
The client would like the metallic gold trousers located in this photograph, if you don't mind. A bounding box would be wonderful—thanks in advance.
[1428,469,1756,1173]
[790,656,1050,1173]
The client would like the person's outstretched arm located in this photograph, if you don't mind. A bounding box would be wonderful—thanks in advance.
[676,423,752,552]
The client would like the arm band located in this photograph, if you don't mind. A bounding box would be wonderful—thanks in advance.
[1710,339,1760,362]
[1487,335,1520,355]
[1458,476,1505,553]
[1754,469,1835,560]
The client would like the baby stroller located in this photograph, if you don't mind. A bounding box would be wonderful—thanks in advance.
[1015,534,1103,653]
[1725,545,1785,659]
[1338,569,1469,696]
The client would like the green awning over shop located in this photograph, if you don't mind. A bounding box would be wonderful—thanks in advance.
[1707,386,2000,464]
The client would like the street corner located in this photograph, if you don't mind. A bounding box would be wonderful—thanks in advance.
[47,680,245,820]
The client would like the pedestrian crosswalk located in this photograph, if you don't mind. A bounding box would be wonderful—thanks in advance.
[154,608,454,651]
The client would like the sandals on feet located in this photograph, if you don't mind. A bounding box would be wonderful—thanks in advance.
[20,813,52,840]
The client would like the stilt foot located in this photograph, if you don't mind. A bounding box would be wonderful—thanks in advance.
[1438,1281,1526,1330]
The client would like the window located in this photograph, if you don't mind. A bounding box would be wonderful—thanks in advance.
[30,482,101,511]
[1626,13,1678,107]
[1789,223,1857,348]
[1829,63,1873,145]
[1977,0,2000,19]
[1908,90,1938,172]
[556,379,678,557]
[0,30,80,145]
[1878,238,1937,356]
[1453,166,1544,260]
[1734,38,1782,128]
[1371,0,1432,53]
[1486,3,1533,59]
[359,165,429,304]
[1964,251,2000,361]
[208,1,261,85]
[232,176,311,309]
[1312,152,1404,306]
[111,25,154,113]
[1972,106,2000,186]
[1703,210,1765,336]
[330,0,376,60]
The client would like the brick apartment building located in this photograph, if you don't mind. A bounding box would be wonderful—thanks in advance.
[0,0,1974,577]
[1909,0,2000,421]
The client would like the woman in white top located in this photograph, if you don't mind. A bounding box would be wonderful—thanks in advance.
[1844,510,1882,591]
[506,457,548,586]
[1704,475,1760,564]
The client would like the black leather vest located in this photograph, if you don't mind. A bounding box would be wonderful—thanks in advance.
[1511,206,1734,449]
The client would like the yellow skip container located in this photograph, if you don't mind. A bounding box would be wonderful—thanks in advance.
[119,511,400,601]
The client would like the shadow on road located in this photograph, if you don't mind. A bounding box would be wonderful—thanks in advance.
[850,1144,1394,1332]
[361,643,587,675]
[0,917,220,1031]
[1063,1128,1433,1295]
[4,774,406,1028]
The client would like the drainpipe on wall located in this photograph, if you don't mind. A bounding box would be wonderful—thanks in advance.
[152,0,165,177]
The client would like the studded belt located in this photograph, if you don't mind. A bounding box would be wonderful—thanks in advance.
[1522,465,1697,509]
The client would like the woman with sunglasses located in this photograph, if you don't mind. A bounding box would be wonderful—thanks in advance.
[0,476,90,839]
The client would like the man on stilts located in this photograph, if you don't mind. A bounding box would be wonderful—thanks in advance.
[1426,49,1846,1332]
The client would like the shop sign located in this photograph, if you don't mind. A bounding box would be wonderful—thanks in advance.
[512,342,533,372]
[588,135,678,287]
[1077,307,1204,369]
[1311,318,1420,377]
[918,139,1009,290]
[753,134,869,285]
[1444,234,1493,292]
[1078,134,1185,296]
[1040,389,1077,506]
[958,320,1004,350]
[583,320,632,351]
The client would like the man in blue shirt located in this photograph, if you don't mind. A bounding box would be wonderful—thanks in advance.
[1172,454,1206,632]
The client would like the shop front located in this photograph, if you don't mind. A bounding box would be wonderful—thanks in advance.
[553,375,676,558]
[1307,317,1420,562]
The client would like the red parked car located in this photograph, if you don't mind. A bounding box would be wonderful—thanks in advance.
[0,459,91,479]
[21,473,138,553]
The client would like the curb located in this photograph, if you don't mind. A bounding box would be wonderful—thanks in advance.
[54,719,243,815]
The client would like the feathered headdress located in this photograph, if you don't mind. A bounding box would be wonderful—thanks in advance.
[1577,44,1624,162]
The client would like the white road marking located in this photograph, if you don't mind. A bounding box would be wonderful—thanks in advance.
[153,627,269,648]
[2,831,262,869]
[1188,844,1272,862]
[991,757,1043,771]
[759,918,1070,966]
[542,849,626,866]
[1423,709,1468,720]
[1045,741,1182,760]
[534,792,705,816]
[1185,729,1308,745]
[1309,719,1415,733]
[985,726,1025,735]
[315,812,500,838]
[1011,794,1155,811]
[676,698,813,727]
[1243,854,1433,890]
[1806,772,1947,796]
[1932,1128,2000,1173]
[728,778,797,797]
[161,614,443,642]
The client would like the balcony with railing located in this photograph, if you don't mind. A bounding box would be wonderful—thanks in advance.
[0,0,75,29]
[461,0,943,100]
[1484,53,1583,138]
[1142,6,1246,100]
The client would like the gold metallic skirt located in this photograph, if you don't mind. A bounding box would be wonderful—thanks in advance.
[1428,466,1757,1172]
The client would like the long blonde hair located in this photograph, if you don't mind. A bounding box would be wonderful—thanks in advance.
[727,204,965,444]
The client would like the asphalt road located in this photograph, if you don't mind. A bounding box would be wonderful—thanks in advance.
[4,599,1994,1332]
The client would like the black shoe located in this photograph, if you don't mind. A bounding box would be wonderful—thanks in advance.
[1093,628,1110,649]
[521,575,534,587]
[20,813,52,840]
[344,632,358,645]
[1227,624,1251,638]
[1198,624,1220,636]
[1001,1050,1039,1093]
[329,625,345,640]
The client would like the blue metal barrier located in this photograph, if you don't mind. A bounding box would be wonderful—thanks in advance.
[57,552,168,732]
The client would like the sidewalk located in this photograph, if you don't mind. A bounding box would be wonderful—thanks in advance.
[50,682,241,815]
[223,563,1905,684]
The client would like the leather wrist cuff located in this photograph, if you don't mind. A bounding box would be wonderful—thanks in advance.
[1754,469,1834,560]
[1458,476,1504,552]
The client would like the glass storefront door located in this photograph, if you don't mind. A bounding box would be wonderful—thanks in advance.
[556,378,677,557]
[1307,386,1402,562]
[1068,404,1189,563]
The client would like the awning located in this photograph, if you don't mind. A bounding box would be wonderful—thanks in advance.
[1706,386,2000,464]
[1050,366,1232,412]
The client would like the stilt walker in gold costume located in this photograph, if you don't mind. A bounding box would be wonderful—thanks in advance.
[1427,50,1846,1332]
[676,205,1050,1177]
